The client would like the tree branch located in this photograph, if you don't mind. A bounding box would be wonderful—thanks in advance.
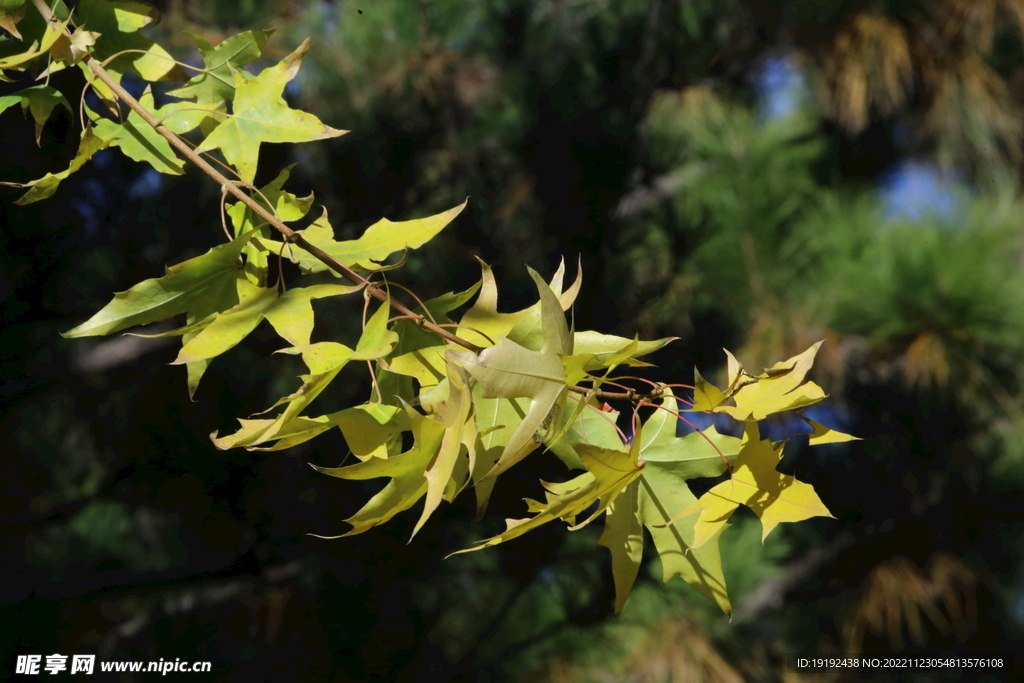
[30,0,670,405]
[27,0,482,355]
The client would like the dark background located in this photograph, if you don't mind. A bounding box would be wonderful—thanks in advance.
[4,0,1024,680]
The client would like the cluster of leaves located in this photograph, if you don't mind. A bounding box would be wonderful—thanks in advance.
[1,1,853,613]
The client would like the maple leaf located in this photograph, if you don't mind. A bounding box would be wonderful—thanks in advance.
[599,388,739,614]
[677,422,833,549]
[235,402,412,457]
[798,413,861,445]
[62,231,252,337]
[74,0,187,109]
[450,267,573,480]
[543,394,622,471]
[310,403,446,537]
[542,335,662,451]
[455,258,532,346]
[571,330,677,371]
[716,343,827,420]
[504,258,582,351]
[168,29,275,107]
[691,365,729,411]
[76,0,184,78]
[290,200,467,275]
[0,84,70,145]
[389,278,482,357]
[451,337,564,479]
[369,280,485,414]
[385,345,448,390]
[468,383,534,517]
[48,25,99,67]
[329,404,410,458]
[211,298,398,448]
[452,433,645,556]
[168,279,361,367]
[92,88,186,175]
[193,39,347,183]
[414,360,476,536]
[222,166,314,287]
[456,257,578,348]
[0,15,67,69]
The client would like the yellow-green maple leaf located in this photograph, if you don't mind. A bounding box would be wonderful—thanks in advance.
[168,29,275,107]
[193,39,346,183]
[716,343,827,420]
[211,299,398,448]
[169,280,361,366]
[62,231,252,337]
[468,383,533,517]
[92,88,186,175]
[452,434,644,556]
[599,388,739,614]
[291,200,467,275]
[456,257,578,348]
[310,404,446,537]
[76,0,185,79]
[414,360,475,536]
[572,330,676,371]
[450,267,572,481]
[678,422,833,548]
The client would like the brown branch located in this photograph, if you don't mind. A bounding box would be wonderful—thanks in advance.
[29,0,671,405]
[81,54,484,353]
[26,0,480,355]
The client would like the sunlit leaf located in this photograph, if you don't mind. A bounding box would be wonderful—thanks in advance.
[226,166,314,286]
[598,388,736,614]
[451,337,565,480]
[414,360,474,536]
[48,25,99,67]
[168,28,275,107]
[170,281,361,365]
[293,200,466,275]
[470,382,533,517]
[92,88,186,175]
[0,15,66,69]
[456,257,535,346]
[676,422,833,548]
[572,330,677,371]
[62,231,252,337]
[505,258,582,350]
[311,404,445,536]
[452,434,644,555]
[193,39,347,183]
[716,342,827,420]
[76,0,187,82]
[800,414,861,446]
